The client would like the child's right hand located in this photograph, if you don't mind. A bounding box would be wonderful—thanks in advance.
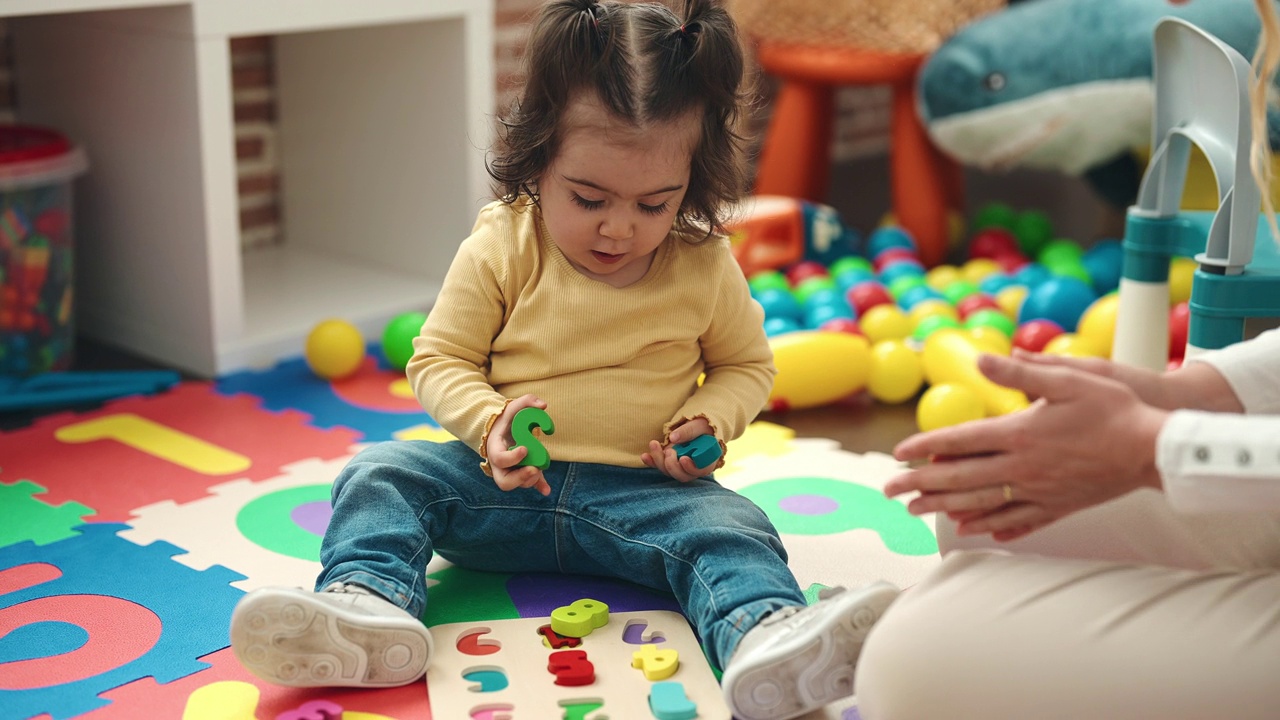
[486,394,552,496]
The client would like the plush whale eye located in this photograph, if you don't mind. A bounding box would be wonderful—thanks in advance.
[983,72,1006,91]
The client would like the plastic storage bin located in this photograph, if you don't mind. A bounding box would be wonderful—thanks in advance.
[0,125,87,376]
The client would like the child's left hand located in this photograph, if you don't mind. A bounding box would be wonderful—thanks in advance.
[642,418,718,482]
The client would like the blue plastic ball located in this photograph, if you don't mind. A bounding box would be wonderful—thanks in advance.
[802,286,848,313]
[1082,238,1125,296]
[895,284,948,311]
[1017,276,1098,332]
[878,259,926,286]
[867,226,916,258]
[1012,262,1052,288]
[805,302,856,329]
[978,272,1017,296]
[835,267,878,293]
[754,287,803,322]
[763,316,803,337]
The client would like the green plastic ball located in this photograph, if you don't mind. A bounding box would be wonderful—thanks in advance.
[973,203,1018,231]
[941,279,981,306]
[749,270,790,295]
[382,311,429,371]
[829,256,874,277]
[963,308,1017,338]
[793,275,838,305]
[1012,210,1054,257]
[912,314,962,343]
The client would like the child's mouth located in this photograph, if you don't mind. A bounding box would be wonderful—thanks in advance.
[591,251,623,264]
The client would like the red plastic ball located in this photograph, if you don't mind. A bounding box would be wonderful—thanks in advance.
[819,317,864,335]
[1012,318,1066,353]
[993,251,1031,273]
[785,261,829,287]
[1169,301,1190,359]
[968,228,1020,260]
[955,293,1001,321]
[847,282,895,317]
[872,247,920,273]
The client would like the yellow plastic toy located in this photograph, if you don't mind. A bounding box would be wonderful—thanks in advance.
[767,331,871,411]
[920,329,1030,416]
[304,318,365,381]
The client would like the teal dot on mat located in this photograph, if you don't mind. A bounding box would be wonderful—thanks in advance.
[739,476,937,555]
[236,484,333,561]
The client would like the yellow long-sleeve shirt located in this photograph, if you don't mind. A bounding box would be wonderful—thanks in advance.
[407,198,775,468]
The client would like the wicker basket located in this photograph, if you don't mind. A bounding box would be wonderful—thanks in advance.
[727,0,1007,55]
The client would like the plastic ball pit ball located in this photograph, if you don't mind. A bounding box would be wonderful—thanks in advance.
[1017,276,1097,332]
[382,311,428,371]
[917,383,985,431]
[868,339,924,404]
[1012,319,1065,353]
[305,319,366,380]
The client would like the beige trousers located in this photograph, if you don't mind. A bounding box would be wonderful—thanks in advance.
[854,490,1280,720]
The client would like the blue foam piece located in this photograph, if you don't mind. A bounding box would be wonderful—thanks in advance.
[0,523,246,719]
[216,349,436,442]
[673,434,722,468]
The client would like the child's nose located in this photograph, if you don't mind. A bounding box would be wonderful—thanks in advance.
[600,209,634,240]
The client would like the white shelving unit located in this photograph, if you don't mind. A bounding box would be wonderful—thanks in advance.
[5,0,494,376]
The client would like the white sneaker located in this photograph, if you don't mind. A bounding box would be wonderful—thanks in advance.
[721,582,900,720]
[230,583,433,688]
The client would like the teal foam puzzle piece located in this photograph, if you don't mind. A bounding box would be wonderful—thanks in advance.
[673,434,722,468]
[650,681,697,720]
[0,480,94,547]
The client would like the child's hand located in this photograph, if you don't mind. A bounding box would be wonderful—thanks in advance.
[642,417,717,482]
[486,394,552,496]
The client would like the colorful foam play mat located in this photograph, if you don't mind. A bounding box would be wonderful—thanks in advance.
[0,353,939,719]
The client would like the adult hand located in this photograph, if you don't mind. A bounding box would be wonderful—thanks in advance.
[642,417,717,482]
[1007,350,1173,407]
[486,394,552,496]
[883,353,1169,541]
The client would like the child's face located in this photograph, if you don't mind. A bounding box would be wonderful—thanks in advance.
[539,101,699,288]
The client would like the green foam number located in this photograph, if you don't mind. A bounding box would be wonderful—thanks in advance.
[510,407,555,470]
[738,476,938,555]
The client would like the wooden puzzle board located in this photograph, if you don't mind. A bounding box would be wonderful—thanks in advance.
[426,610,730,719]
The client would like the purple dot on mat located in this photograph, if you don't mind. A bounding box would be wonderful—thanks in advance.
[291,501,332,536]
[778,494,838,515]
[842,707,863,720]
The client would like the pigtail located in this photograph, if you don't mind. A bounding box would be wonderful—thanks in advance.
[663,0,750,235]
[1250,0,1280,243]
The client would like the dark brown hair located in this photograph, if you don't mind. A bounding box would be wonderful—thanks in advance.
[487,0,748,237]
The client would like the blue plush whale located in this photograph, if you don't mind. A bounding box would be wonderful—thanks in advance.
[918,0,1280,207]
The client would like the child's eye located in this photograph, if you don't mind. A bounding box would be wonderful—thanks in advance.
[571,193,604,210]
[639,201,670,216]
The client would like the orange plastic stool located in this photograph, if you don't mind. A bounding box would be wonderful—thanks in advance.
[753,43,963,267]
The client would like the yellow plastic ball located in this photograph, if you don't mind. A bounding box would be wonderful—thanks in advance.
[1168,256,1197,306]
[878,211,898,228]
[859,304,914,344]
[1076,292,1120,358]
[995,285,1028,319]
[908,299,960,329]
[916,382,986,432]
[1042,332,1105,358]
[961,258,1003,285]
[925,265,962,291]
[967,326,1012,356]
[305,319,366,380]
[867,339,925,404]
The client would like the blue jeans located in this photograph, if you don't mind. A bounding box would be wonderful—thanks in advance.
[317,440,806,668]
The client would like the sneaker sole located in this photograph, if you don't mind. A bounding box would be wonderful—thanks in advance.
[722,583,899,720]
[230,587,432,688]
